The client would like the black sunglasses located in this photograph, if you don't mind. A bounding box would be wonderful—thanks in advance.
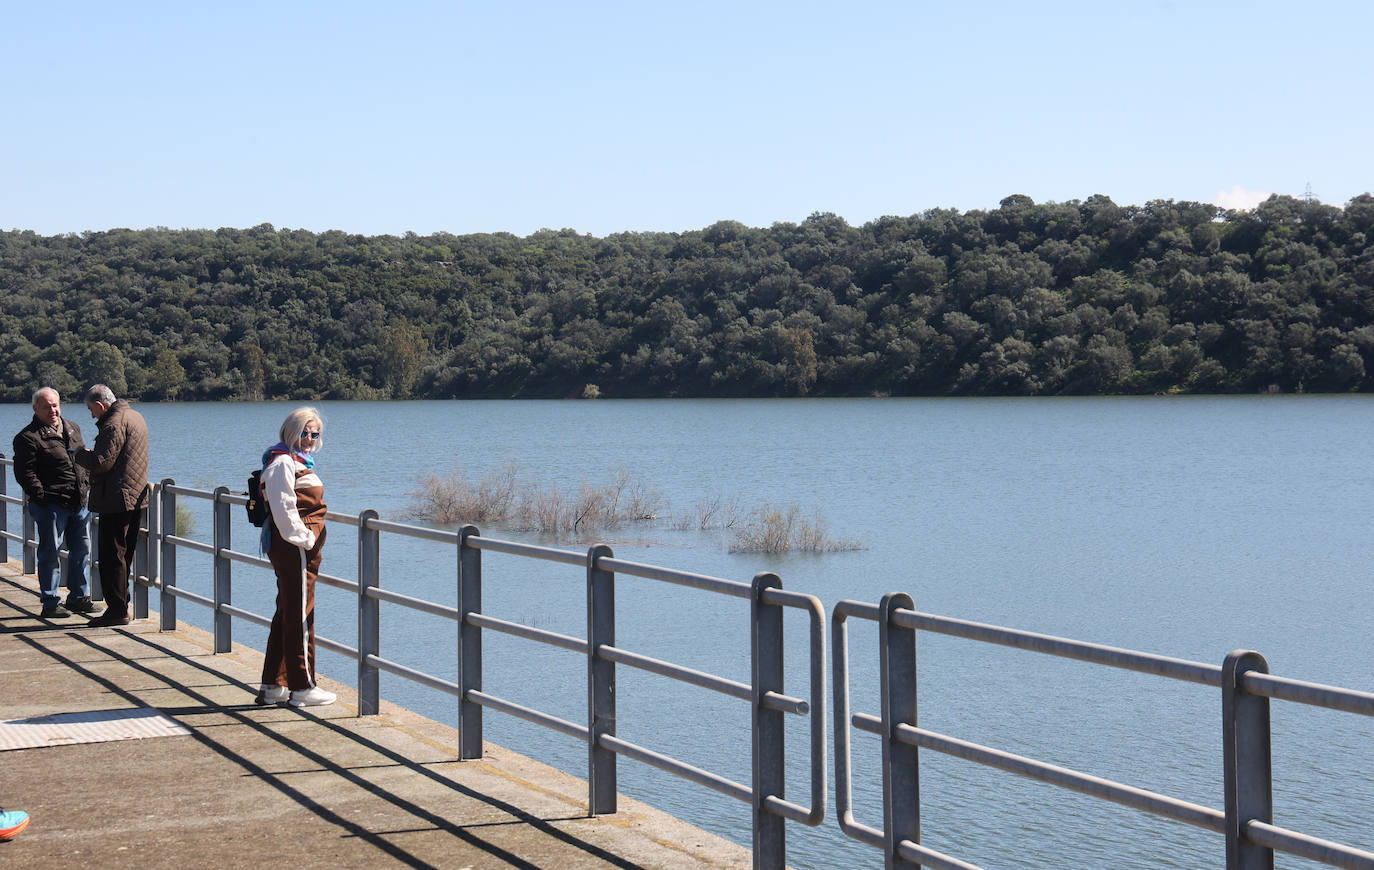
[301,431,321,441]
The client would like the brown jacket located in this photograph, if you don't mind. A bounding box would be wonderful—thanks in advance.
[76,400,149,514]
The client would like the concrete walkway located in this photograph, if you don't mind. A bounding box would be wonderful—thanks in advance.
[0,561,753,869]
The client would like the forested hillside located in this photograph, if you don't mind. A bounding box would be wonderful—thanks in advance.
[3,192,1372,403]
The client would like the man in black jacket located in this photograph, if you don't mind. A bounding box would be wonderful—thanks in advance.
[11,387,95,619]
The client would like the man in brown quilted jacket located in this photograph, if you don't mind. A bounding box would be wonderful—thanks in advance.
[74,384,149,627]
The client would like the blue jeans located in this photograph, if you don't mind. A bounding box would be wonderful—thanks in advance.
[28,503,92,607]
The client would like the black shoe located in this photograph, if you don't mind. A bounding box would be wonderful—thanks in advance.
[87,612,131,627]
[65,596,98,614]
[40,603,73,619]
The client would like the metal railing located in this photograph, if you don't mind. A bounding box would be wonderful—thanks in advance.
[832,591,1374,870]
[152,477,827,870]
[7,454,1374,869]
[0,454,152,613]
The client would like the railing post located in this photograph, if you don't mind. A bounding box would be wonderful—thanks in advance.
[59,516,71,591]
[89,513,102,601]
[1223,649,1273,870]
[212,486,232,652]
[357,509,380,716]
[880,591,920,870]
[457,525,483,760]
[145,485,161,627]
[0,460,7,566]
[752,571,786,869]
[587,542,617,816]
[159,479,177,631]
[22,495,35,575]
[133,497,150,620]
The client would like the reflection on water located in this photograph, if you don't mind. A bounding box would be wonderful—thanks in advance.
[5,395,1371,869]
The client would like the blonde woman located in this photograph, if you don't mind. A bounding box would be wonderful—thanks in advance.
[255,407,334,707]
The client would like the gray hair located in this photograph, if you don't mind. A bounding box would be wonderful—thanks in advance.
[31,387,59,408]
[84,384,117,405]
[279,406,324,453]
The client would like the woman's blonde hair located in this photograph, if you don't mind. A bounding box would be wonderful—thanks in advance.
[279,406,324,452]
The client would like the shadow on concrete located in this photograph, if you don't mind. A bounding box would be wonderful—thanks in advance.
[15,621,651,870]
[0,576,99,634]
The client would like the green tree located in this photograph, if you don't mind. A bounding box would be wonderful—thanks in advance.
[147,348,187,400]
[34,361,78,400]
[236,342,266,401]
[379,317,428,398]
[79,341,129,398]
[779,326,818,396]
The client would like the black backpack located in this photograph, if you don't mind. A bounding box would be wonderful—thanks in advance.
[245,469,269,527]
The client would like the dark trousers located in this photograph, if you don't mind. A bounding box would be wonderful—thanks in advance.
[262,524,325,690]
[97,509,142,618]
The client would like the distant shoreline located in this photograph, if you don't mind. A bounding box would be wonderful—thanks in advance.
[5,194,1371,403]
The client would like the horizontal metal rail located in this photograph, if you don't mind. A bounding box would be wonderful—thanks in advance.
[219,603,272,629]
[890,605,1223,687]
[365,654,462,696]
[320,509,360,527]
[164,534,214,557]
[598,644,809,715]
[852,713,1225,832]
[467,612,588,654]
[161,483,208,499]
[467,689,588,742]
[599,733,752,804]
[315,633,357,660]
[219,547,270,569]
[363,515,459,544]
[598,556,753,598]
[366,585,459,620]
[468,533,587,566]
[896,839,986,870]
[1245,820,1374,870]
[316,571,359,594]
[601,729,817,827]
[1241,671,1374,717]
[162,585,214,608]
[762,794,821,826]
[759,586,818,610]
[599,644,755,703]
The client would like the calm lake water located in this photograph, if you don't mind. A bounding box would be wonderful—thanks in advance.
[4,396,1372,869]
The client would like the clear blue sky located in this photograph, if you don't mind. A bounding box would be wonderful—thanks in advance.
[3,1,1370,238]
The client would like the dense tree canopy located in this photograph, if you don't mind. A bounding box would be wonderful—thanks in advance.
[3,193,1373,403]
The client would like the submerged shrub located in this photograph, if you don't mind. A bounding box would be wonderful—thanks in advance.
[670,495,741,531]
[408,464,662,535]
[175,503,196,537]
[728,504,864,554]
[409,461,518,525]
[409,467,862,553]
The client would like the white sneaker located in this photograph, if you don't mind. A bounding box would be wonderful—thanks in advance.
[289,686,336,707]
[256,684,289,706]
